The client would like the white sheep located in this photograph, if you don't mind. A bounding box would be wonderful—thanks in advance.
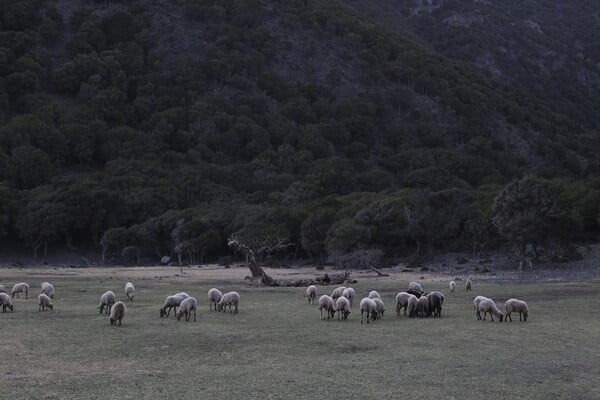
[449,281,456,292]
[98,290,116,314]
[466,278,472,291]
[473,296,491,320]
[11,282,29,299]
[208,288,223,311]
[0,292,14,312]
[176,297,197,322]
[40,282,55,299]
[368,290,381,299]
[0,284,7,293]
[395,292,416,317]
[336,296,351,321]
[306,285,317,305]
[109,302,126,326]
[160,292,189,317]
[359,297,378,324]
[505,299,529,322]
[417,295,429,317]
[125,282,135,301]
[341,287,356,307]
[38,293,53,311]
[217,291,240,313]
[373,297,385,319]
[478,298,503,322]
[408,281,423,294]
[407,294,419,317]
[319,295,336,320]
[331,286,346,299]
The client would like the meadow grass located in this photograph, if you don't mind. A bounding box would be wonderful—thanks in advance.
[0,267,599,400]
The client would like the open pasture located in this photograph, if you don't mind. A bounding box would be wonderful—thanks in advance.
[1,266,599,400]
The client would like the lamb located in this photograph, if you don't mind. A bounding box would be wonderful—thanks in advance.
[408,281,424,294]
[160,292,189,317]
[318,295,336,320]
[208,288,223,311]
[38,293,53,311]
[407,295,419,317]
[40,282,55,299]
[331,286,346,300]
[427,291,444,317]
[109,302,126,326]
[11,282,29,299]
[176,296,197,322]
[98,291,116,314]
[359,297,378,324]
[0,293,14,312]
[395,292,417,316]
[306,285,317,305]
[466,278,472,291]
[341,287,356,307]
[217,291,240,313]
[505,299,529,322]
[478,298,503,322]
[125,282,135,301]
[417,295,429,317]
[335,296,350,321]
[368,290,381,299]
[449,281,456,292]
[473,296,491,320]
[373,297,385,319]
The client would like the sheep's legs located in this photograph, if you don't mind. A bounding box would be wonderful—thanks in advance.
[507,313,512,322]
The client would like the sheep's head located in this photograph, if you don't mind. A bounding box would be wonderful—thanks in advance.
[523,312,528,322]
[160,308,166,317]
[48,304,53,310]
[176,312,183,321]
[370,310,378,321]
[8,304,14,311]
[499,314,504,322]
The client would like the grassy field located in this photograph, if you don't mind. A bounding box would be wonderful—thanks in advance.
[0,266,599,400]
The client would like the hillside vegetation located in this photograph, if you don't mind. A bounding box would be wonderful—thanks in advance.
[0,0,598,265]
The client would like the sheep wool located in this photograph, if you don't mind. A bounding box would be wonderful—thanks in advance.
[0,293,14,312]
[478,299,503,322]
[306,285,317,305]
[109,302,126,326]
[319,295,336,320]
[40,282,55,299]
[11,282,29,299]
[505,299,529,322]
[208,288,223,311]
[38,293,53,312]
[341,287,356,307]
[176,297,197,322]
[125,282,135,301]
[359,298,378,324]
[335,296,350,321]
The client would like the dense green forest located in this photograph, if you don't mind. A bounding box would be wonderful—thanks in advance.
[0,0,598,265]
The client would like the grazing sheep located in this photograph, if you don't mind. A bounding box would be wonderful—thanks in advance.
[0,284,5,293]
[109,302,126,326]
[11,283,29,299]
[38,293,53,311]
[319,295,336,320]
[176,297,197,322]
[40,282,55,299]
[160,292,189,317]
[407,295,419,317]
[208,288,223,311]
[217,291,240,313]
[395,292,416,316]
[306,285,317,305]
[417,295,429,317]
[466,278,472,291]
[0,293,14,312]
[98,291,116,314]
[341,287,356,307]
[359,297,378,324]
[408,281,424,294]
[473,296,491,320]
[331,286,346,300]
[373,298,385,319]
[427,291,444,317]
[478,299,503,322]
[368,290,381,299]
[449,281,456,292]
[505,299,529,322]
[125,282,135,301]
[336,296,351,321]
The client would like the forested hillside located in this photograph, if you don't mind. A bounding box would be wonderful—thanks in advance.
[0,0,598,265]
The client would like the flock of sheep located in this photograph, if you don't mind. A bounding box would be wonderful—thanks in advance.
[0,276,528,326]
[0,281,241,326]
[307,277,529,324]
